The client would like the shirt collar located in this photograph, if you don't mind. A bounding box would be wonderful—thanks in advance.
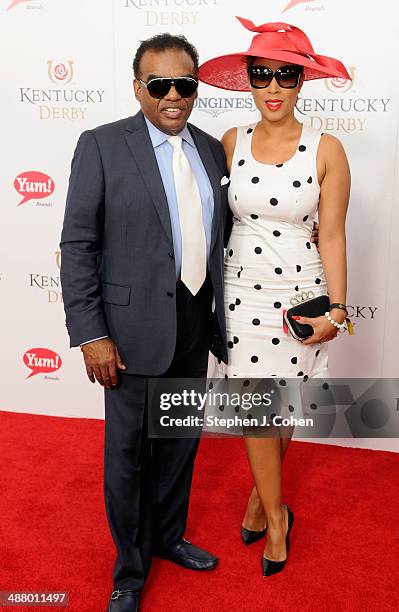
[144,116,195,149]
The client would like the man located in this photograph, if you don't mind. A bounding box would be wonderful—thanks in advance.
[60,34,229,612]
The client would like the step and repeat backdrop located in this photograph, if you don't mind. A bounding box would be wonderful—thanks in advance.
[1,0,399,449]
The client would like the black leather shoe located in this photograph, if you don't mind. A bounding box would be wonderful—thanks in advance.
[155,537,218,570]
[107,589,139,611]
[241,524,267,546]
[262,505,294,577]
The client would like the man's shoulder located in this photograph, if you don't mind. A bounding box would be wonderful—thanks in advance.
[188,121,222,150]
[88,115,137,139]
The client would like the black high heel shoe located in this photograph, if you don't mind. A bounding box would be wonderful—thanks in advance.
[261,505,294,577]
[241,524,267,546]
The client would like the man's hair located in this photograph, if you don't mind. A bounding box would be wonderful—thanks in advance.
[132,33,199,78]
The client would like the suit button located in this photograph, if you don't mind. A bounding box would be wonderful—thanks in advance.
[168,252,174,259]
[166,291,174,298]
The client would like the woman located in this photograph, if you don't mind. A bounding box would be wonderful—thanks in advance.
[199,18,351,576]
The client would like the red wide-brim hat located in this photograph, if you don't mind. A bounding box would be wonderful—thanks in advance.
[199,17,351,91]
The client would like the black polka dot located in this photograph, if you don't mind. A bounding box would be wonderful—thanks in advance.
[250,214,258,220]
[234,195,237,201]
[219,405,225,412]
[274,301,281,308]
[247,128,253,134]
[273,230,281,237]
[291,357,297,364]
[303,215,309,222]
[251,356,258,363]
[303,375,309,382]
[229,304,235,311]
[228,341,234,349]
[306,241,311,249]
[254,246,262,254]
[251,177,260,184]
[307,176,313,184]
[270,413,276,421]
[310,403,317,410]
[238,159,245,166]
[252,318,260,326]
[293,180,301,188]
[237,266,243,278]
[279,379,287,386]
[276,163,284,168]
[243,379,250,386]
[294,285,299,292]
[233,336,239,344]
[272,338,280,345]
[288,405,294,412]
[254,284,262,290]
[315,278,321,285]
[322,382,329,390]
[235,298,241,305]
[234,405,240,413]
[315,349,320,357]
[298,145,306,152]
[296,265,301,272]
[297,371,304,377]
[275,267,282,275]
[224,374,228,380]
[228,249,233,256]
[270,198,278,206]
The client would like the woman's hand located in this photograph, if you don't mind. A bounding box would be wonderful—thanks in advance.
[294,310,345,345]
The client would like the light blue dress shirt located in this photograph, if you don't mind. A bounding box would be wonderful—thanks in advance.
[144,116,214,278]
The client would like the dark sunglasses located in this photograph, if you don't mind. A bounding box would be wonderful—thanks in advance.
[139,76,198,99]
[248,64,303,89]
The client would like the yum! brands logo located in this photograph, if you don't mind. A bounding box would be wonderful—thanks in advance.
[23,348,62,379]
[18,61,105,121]
[14,171,55,207]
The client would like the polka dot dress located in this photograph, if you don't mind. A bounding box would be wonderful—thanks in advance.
[215,122,329,381]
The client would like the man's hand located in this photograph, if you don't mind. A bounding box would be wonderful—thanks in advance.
[310,221,319,251]
[80,338,126,389]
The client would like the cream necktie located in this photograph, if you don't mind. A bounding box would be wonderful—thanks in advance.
[168,135,207,296]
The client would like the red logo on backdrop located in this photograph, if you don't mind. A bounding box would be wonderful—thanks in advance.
[47,60,74,84]
[325,67,356,93]
[23,348,62,379]
[7,0,31,9]
[282,0,317,11]
[14,171,55,206]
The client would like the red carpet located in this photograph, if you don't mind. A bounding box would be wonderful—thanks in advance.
[1,410,398,612]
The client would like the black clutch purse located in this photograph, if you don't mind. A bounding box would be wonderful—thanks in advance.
[284,294,330,341]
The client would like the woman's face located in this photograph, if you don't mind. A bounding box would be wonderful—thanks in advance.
[248,57,304,122]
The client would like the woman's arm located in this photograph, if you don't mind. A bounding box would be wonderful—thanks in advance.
[300,134,351,345]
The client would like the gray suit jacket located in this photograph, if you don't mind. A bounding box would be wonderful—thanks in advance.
[60,110,229,375]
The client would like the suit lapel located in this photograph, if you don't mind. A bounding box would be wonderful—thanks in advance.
[188,124,222,253]
[124,111,173,246]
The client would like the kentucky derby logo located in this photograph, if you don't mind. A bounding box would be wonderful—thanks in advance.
[282,0,317,11]
[23,348,62,379]
[47,60,74,84]
[325,67,356,92]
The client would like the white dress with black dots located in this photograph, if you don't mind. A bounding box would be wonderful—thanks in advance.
[215,122,329,383]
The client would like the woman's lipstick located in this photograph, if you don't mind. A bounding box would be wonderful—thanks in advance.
[266,99,283,111]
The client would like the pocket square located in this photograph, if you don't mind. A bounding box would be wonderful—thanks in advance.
[220,175,230,186]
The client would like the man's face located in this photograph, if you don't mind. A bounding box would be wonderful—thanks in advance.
[134,48,198,135]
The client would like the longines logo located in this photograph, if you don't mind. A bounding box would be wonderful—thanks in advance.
[23,348,62,379]
[194,95,256,118]
[123,0,218,26]
[18,61,105,121]
[14,171,55,207]
[28,251,62,304]
[296,67,391,133]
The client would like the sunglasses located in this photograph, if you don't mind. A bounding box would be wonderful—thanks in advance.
[139,76,198,99]
[248,64,303,89]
